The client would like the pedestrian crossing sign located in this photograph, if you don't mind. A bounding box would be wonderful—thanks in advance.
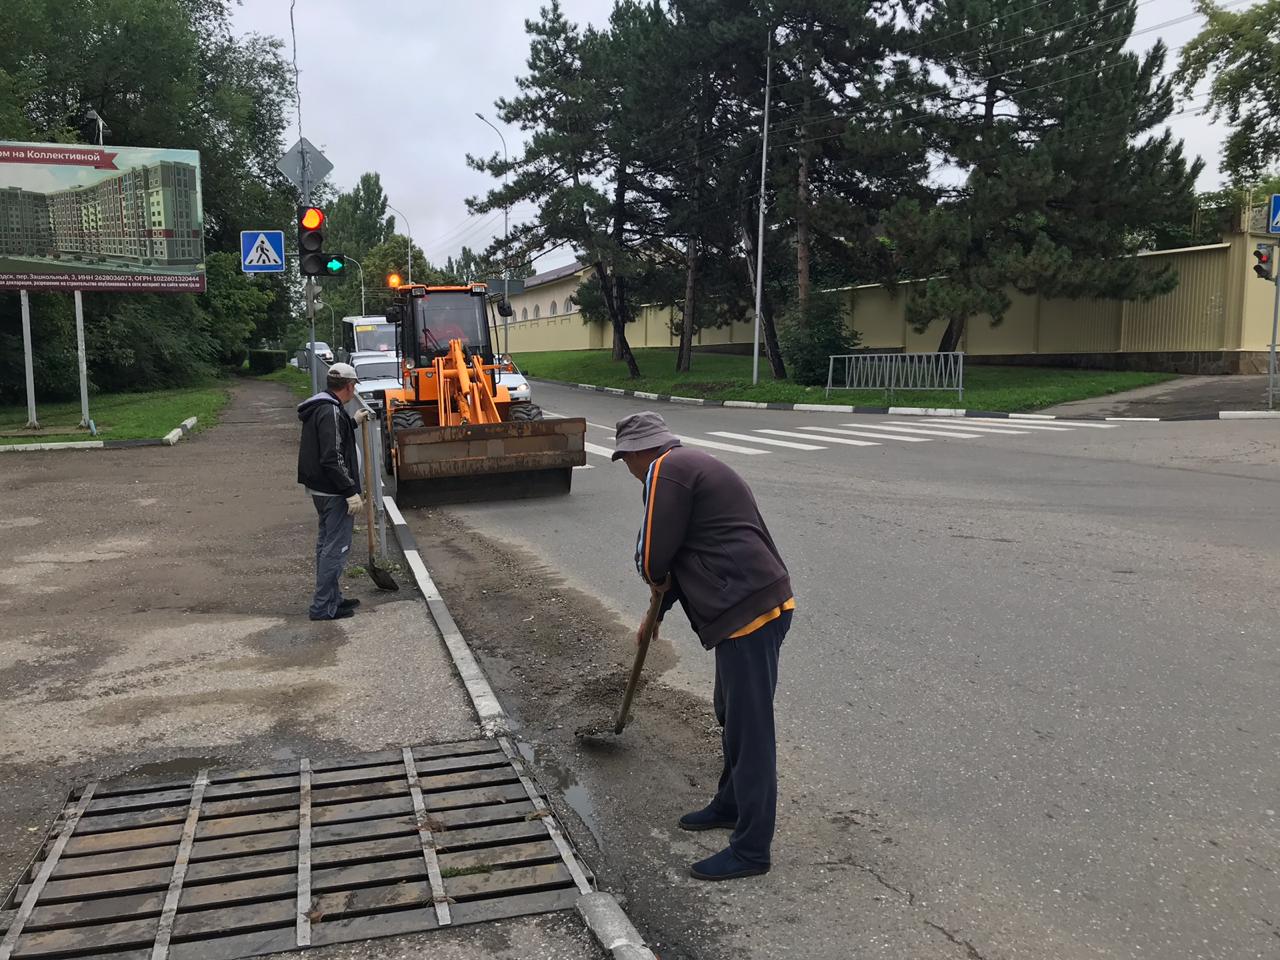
[1269,195,1280,235]
[240,230,286,272]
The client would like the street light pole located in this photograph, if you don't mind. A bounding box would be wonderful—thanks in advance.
[752,30,773,386]
[386,202,413,284]
[476,112,511,357]
[343,255,366,316]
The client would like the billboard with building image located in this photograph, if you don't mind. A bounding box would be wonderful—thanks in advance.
[0,141,204,292]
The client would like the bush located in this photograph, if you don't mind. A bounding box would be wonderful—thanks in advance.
[778,294,861,385]
[248,349,286,374]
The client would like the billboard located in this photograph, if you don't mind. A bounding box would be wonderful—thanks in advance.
[0,141,205,293]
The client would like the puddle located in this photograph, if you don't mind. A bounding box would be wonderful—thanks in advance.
[518,740,603,846]
[119,755,227,780]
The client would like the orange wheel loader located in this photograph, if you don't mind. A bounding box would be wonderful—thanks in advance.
[380,282,587,505]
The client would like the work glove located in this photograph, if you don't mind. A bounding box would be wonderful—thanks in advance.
[353,409,372,425]
[346,494,364,516]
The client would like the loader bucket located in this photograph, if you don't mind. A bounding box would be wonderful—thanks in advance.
[393,417,588,506]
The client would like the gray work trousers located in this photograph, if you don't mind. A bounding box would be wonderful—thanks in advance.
[310,494,353,619]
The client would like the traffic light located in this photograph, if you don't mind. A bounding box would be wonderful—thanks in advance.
[324,255,346,277]
[1254,243,1275,281]
[305,285,324,312]
[298,206,327,276]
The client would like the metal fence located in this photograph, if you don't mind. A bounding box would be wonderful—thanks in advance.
[825,351,964,402]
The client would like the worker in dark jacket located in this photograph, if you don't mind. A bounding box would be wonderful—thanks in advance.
[613,411,794,882]
[297,363,369,621]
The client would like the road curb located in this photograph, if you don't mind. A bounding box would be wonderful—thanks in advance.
[0,416,200,452]
[532,378,1280,422]
[577,892,659,960]
[382,495,662,960]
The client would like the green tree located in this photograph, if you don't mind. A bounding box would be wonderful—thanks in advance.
[470,1,646,377]
[1177,0,1280,183]
[889,0,1200,351]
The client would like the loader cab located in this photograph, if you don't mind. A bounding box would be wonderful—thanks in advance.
[391,285,494,368]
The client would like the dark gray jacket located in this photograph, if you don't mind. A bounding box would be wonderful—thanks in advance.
[297,391,360,498]
[634,443,792,647]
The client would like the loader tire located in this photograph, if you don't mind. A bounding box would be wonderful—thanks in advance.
[510,403,544,422]
[392,409,425,430]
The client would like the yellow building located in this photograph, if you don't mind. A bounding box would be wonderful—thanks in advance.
[502,230,1278,374]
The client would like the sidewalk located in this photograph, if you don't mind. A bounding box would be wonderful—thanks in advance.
[1041,373,1272,418]
[0,378,603,959]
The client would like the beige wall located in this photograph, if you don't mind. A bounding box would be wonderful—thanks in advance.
[507,234,1273,359]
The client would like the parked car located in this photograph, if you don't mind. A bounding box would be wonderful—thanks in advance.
[306,341,334,364]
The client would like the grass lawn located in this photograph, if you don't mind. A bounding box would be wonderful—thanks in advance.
[0,382,231,445]
[257,364,314,400]
[514,348,1178,412]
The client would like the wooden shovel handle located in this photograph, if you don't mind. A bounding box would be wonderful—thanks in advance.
[360,422,377,557]
[614,586,666,735]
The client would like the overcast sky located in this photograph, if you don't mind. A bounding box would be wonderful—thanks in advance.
[232,0,1232,273]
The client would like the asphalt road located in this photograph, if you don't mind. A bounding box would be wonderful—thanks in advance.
[411,381,1280,960]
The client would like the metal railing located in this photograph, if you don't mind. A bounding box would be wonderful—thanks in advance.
[825,351,964,402]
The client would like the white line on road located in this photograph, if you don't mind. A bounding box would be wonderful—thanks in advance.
[844,423,985,439]
[943,417,1073,432]
[800,426,932,443]
[544,412,616,433]
[678,435,771,455]
[710,431,828,450]
[585,441,616,459]
[1007,415,1117,428]
[895,421,1029,436]
[756,429,879,447]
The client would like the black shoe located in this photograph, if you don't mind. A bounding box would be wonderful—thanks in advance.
[338,598,361,610]
[679,806,737,832]
[310,607,355,621]
[690,847,770,881]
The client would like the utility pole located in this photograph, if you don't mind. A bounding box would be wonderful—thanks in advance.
[476,112,511,357]
[20,290,38,429]
[387,202,413,284]
[1270,266,1279,410]
[752,30,773,386]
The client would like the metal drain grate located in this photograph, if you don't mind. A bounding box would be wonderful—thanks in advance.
[0,738,591,960]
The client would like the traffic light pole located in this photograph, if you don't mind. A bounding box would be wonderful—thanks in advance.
[306,276,319,395]
[1270,272,1279,410]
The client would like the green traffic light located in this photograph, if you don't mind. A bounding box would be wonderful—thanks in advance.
[325,257,345,274]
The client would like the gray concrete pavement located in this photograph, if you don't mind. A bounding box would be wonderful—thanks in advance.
[410,380,1280,960]
[0,379,605,960]
[1042,373,1273,418]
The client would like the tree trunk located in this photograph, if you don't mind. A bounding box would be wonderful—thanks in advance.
[593,260,640,378]
[937,314,965,353]
[612,324,623,360]
[677,241,698,372]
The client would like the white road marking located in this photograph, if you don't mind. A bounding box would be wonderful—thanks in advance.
[544,411,615,433]
[1007,415,1117,428]
[575,464,595,470]
[710,431,828,451]
[844,423,985,439]
[800,426,931,443]
[677,435,770,455]
[893,420,1029,436]
[585,442,616,459]
[756,429,879,447]
[940,417,1073,432]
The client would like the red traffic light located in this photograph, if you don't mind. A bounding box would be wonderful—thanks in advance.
[300,207,325,230]
[1254,244,1274,280]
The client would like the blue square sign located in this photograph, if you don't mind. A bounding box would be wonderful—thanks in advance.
[1269,195,1280,236]
[240,230,286,272]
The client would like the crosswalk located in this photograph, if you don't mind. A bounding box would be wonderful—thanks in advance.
[548,411,1125,467]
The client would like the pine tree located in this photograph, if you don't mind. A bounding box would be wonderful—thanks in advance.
[892,0,1200,351]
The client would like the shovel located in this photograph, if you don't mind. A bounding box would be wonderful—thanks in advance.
[577,584,665,743]
[359,422,399,592]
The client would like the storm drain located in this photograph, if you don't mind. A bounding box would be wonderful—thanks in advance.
[0,738,591,960]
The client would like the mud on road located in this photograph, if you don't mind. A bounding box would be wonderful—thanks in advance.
[411,510,952,960]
